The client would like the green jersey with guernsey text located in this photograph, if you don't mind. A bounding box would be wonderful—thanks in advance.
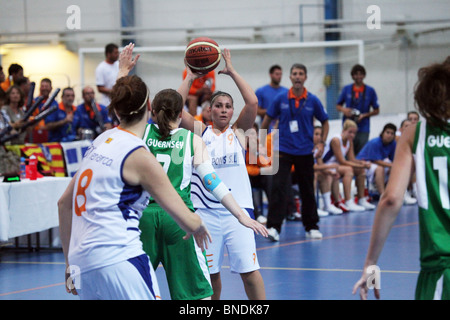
[142,123,195,211]
[413,120,450,271]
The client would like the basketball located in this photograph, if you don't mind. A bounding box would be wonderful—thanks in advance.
[185,37,221,74]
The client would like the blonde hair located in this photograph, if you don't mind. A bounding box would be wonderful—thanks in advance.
[343,119,357,131]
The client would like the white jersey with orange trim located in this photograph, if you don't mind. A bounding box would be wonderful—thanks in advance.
[191,125,253,210]
[322,133,350,164]
[69,127,150,274]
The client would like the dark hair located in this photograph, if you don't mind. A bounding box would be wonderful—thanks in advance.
[40,78,52,86]
[8,64,23,76]
[351,64,366,76]
[290,63,307,75]
[414,60,450,129]
[62,87,75,96]
[105,43,119,56]
[152,89,183,140]
[15,77,29,87]
[269,65,282,74]
[5,85,25,107]
[110,75,149,125]
[380,123,397,138]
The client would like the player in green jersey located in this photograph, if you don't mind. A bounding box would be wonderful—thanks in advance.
[139,88,268,300]
[353,57,450,300]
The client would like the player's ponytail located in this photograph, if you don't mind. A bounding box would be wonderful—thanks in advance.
[152,89,183,140]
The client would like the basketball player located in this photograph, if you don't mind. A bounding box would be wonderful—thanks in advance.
[179,49,266,300]
[139,88,267,300]
[58,44,211,300]
[321,119,373,212]
[352,58,450,300]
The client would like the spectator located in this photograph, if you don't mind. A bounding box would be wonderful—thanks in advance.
[15,77,31,107]
[194,100,213,126]
[255,64,288,130]
[182,68,215,116]
[313,126,343,216]
[336,64,380,155]
[1,85,28,145]
[357,123,416,205]
[322,119,373,212]
[396,119,411,142]
[44,87,78,142]
[31,78,59,143]
[74,86,112,138]
[0,66,6,107]
[1,63,24,92]
[261,63,330,241]
[96,43,119,107]
[407,110,420,125]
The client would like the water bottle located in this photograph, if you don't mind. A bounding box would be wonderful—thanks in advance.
[20,157,26,180]
[29,155,38,181]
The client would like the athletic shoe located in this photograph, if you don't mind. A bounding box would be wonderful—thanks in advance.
[267,227,280,242]
[324,205,343,215]
[336,200,350,213]
[404,192,417,205]
[345,200,366,212]
[287,212,302,221]
[257,215,267,224]
[317,209,329,217]
[358,198,376,210]
[306,229,323,239]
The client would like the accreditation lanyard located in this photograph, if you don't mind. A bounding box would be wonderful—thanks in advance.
[351,85,366,108]
[288,92,308,133]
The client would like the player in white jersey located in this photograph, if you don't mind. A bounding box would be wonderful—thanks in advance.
[321,119,372,212]
[353,57,450,300]
[58,44,210,300]
[179,49,266,300]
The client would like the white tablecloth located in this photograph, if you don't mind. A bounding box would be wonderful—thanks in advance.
[0,176,72,242]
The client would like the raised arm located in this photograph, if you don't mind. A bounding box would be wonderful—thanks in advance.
[217,49,257,132]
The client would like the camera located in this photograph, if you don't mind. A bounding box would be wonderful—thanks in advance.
[349,109,360,122]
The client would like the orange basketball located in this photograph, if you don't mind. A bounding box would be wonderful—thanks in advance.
[185,37,221,74]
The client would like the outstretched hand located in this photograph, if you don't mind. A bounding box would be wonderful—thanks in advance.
[238,214,269,238]
[218,49,235,76]
[352,269,381,300]
[183,221,212,252]
[118,43,140,79]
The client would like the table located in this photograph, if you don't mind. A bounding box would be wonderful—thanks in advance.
[0,176,72,242]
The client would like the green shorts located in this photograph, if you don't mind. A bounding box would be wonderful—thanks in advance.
[139,206,213,300]
[415,268,450,300]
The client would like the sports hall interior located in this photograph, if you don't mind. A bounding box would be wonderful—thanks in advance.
[0,0,449,300]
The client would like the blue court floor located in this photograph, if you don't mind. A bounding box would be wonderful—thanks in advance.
[0,203,420,300]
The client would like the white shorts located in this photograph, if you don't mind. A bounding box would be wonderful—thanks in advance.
[73,254,161,300]
[196,207,260,275]
[366,159,391,190]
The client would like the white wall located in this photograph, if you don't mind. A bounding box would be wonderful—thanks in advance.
[1,0,449,118]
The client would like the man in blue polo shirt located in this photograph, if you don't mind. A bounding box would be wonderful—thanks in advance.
[74,86,112,139]
[255,65,288,131]
[336,64,380,155]
[356,123,397,198]
[261,63,329,241]
[45,87,78,142]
